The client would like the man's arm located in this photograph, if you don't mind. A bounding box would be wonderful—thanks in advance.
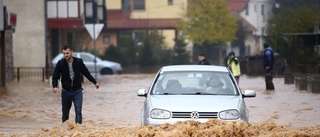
[52,60,61,92]
[234,58,239,65]
[265,50,272,67]
[52,60,61,88]
[79,59,97,83]
[79,60,100,89]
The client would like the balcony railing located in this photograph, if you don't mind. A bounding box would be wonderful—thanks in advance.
[7,67,46,82]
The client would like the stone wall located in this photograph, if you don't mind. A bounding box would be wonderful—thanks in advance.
[5,30,13,81]
[0,30,14,87]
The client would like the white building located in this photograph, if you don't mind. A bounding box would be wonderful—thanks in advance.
[239,0,275,55]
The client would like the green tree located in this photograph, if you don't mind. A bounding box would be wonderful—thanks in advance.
[267,5,320,65]
[101,43,124,65]
[273,0,320,14]
[268,6,320,34]
[171,38,190,65]
[138,29,166,66]
[117,35,137,66]
[138,39,157,67]
[176,0,237,45]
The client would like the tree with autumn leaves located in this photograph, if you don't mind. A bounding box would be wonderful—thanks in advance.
[176,0,238,46]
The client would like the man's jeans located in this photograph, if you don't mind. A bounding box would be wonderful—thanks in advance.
[61,89,83,124]
[265,74,275,90]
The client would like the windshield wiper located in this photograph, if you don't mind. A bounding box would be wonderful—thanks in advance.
[193,92,217,95]
[163,92,177,95]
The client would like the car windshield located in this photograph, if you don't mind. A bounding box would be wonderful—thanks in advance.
[150,71,239,95]
[79,53,102,62]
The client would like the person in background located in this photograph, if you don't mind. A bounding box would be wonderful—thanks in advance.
[263,43,275,90]
[52,45,100,124]
[205,74,224,93]
[198,53,210,65]
[227,51,241,85]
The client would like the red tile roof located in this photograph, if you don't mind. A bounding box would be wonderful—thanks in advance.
[226,0,248,12]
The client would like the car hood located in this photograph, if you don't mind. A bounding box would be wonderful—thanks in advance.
[149,95,241,112]
[98,60,120,66]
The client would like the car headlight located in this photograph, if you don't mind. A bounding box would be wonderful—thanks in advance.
[219,109,240,120]
[150,109,171,119]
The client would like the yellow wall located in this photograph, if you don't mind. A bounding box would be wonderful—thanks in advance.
[162,30,176,49]
[106,0,121,9]
[105,0,187,19]
[80,31,118,55]
[131,0,187,19]
[103,0,185,49]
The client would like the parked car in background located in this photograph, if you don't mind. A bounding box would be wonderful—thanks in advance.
[51,52,122,75]
[137,65,256,126]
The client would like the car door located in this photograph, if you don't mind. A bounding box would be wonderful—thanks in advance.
[79,53,96,73]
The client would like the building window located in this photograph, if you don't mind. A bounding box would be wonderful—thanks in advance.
[261,4,265,16]
[47,0,79,18]
[122,0,130,10]
[103,35,110,44]
[133,0,145,10]
[168,0,173,5]
[84,0,93,18]
[245,5,249,15]
[122,0,145,11]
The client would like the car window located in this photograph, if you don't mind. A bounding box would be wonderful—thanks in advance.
[72,53,78,58]
[80,54,94,62]
[151,71,238,95]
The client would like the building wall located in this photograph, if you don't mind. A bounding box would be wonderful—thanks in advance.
[131,0,187,19]
[240,0,274,55]
[84,31,117,55]
[3,0,45,67]
[106,0,121,9]
[245,32,260,55]
[162,29,176,49]
[105,0,184,49]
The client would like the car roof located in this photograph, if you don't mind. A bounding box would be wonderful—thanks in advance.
[53,52,93,58]
[160,65,229,73]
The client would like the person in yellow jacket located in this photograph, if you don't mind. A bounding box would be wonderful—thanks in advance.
[227,52,241,85]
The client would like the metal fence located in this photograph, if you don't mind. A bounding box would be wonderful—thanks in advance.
[8,67,46,82]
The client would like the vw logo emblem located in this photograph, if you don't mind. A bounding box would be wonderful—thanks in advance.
[190,111,199,119]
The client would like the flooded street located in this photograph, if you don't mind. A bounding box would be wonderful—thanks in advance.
[0,74,320,136]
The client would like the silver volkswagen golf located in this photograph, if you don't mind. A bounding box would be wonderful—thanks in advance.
[137,65,256,126]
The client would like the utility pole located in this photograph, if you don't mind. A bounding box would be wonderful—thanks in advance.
[83,0,106,79]
[0,4,5,87]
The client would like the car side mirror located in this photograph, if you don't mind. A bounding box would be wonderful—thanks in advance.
[243,90,256,98]
[137,89,147,97]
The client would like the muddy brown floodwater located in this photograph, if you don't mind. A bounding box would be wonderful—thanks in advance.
[0,74,319,136]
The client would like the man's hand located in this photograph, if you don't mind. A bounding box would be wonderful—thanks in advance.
[266,66,270,70]
[95,83,100,89]
[53,87,59,93]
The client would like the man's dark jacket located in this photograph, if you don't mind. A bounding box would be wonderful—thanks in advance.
[198,59,210,65]
[263,47,274,74]
[52,57,97,91]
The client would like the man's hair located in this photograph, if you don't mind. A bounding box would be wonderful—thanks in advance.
[228,51,235,56]
[263,43,270,48]
[62,45,73,51]
[199,53,206,57]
